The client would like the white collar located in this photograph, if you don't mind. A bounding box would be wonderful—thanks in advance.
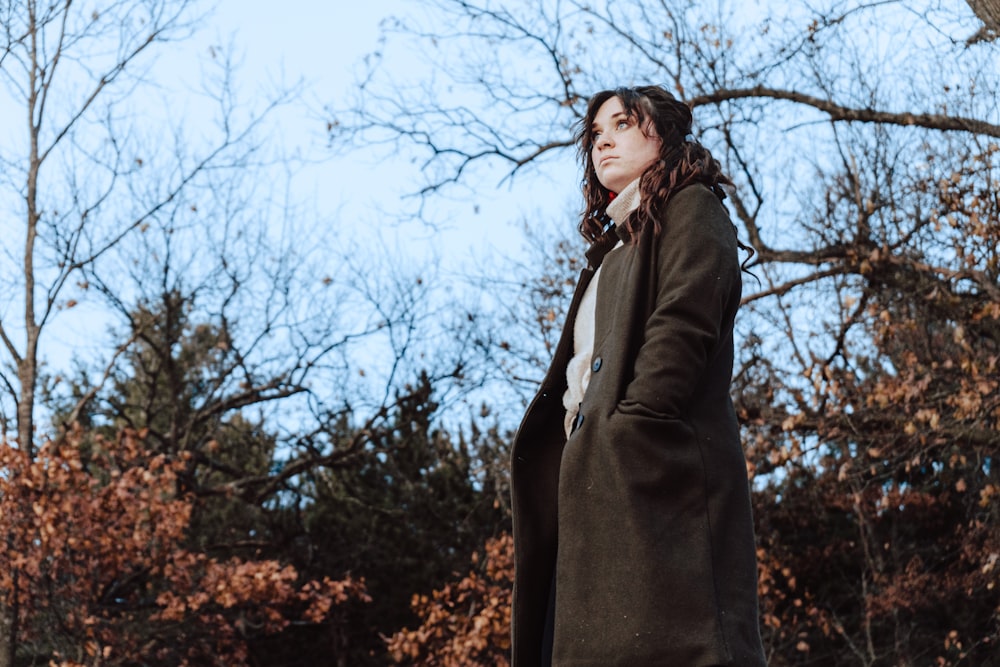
[605,178,641,224]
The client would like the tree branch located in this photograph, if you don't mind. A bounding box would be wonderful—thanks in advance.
[690,86,1000,138]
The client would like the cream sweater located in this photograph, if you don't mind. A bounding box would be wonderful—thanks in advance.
[562,179,641,437]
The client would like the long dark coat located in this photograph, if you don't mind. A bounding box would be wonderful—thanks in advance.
[510,184,766,666]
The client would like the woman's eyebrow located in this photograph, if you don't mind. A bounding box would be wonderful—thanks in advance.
[592,112,629,129]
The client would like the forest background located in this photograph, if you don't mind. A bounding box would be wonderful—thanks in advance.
[0,0,998,665]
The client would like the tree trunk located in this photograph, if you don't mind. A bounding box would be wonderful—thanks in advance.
[966,0,1000,42]
[0,572,17,667]
[16,357,35,455]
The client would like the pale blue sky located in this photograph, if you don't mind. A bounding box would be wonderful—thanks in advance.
[193,0,579,263]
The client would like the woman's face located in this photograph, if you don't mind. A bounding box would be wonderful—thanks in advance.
[590,96,662,194]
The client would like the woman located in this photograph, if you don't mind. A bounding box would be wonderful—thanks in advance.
[509,86,767,666]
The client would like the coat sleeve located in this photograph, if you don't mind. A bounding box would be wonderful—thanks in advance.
[617,185,741,420]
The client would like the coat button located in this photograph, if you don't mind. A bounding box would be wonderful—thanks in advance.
[591,357,602,372]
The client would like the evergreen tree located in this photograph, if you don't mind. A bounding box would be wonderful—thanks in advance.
[265,374,509,666]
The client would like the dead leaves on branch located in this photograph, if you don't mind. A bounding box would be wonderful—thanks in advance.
[735,145,1000,664]
[0,427,368,666]
[385,533,512,667]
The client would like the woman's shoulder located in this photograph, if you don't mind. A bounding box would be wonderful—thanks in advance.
[659,183,734,240]
[664,183,729,216]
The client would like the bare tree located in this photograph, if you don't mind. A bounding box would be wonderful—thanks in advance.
[337,1,999,193]
[339,0,1000,405]
[0,3,216,662]
[0,0,272,451]
[337,0,1000,663]
[0,1,490,663]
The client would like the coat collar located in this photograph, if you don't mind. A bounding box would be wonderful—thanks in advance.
[586,178,641,269]
[585,226,620,269]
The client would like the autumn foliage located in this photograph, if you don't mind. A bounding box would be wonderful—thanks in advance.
[736,145,1000,664]
[0,427,368,666]
[386,533,512,667]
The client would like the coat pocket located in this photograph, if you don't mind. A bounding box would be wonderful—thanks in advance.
[601,407,700,495]
[554,409,730,666]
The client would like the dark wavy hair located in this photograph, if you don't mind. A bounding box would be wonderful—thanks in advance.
[576,85,739,247]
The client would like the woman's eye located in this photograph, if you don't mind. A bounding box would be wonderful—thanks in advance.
[617,119,629,130]
[592,130,602,141]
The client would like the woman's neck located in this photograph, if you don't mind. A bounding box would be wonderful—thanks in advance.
[606,178,641,223]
